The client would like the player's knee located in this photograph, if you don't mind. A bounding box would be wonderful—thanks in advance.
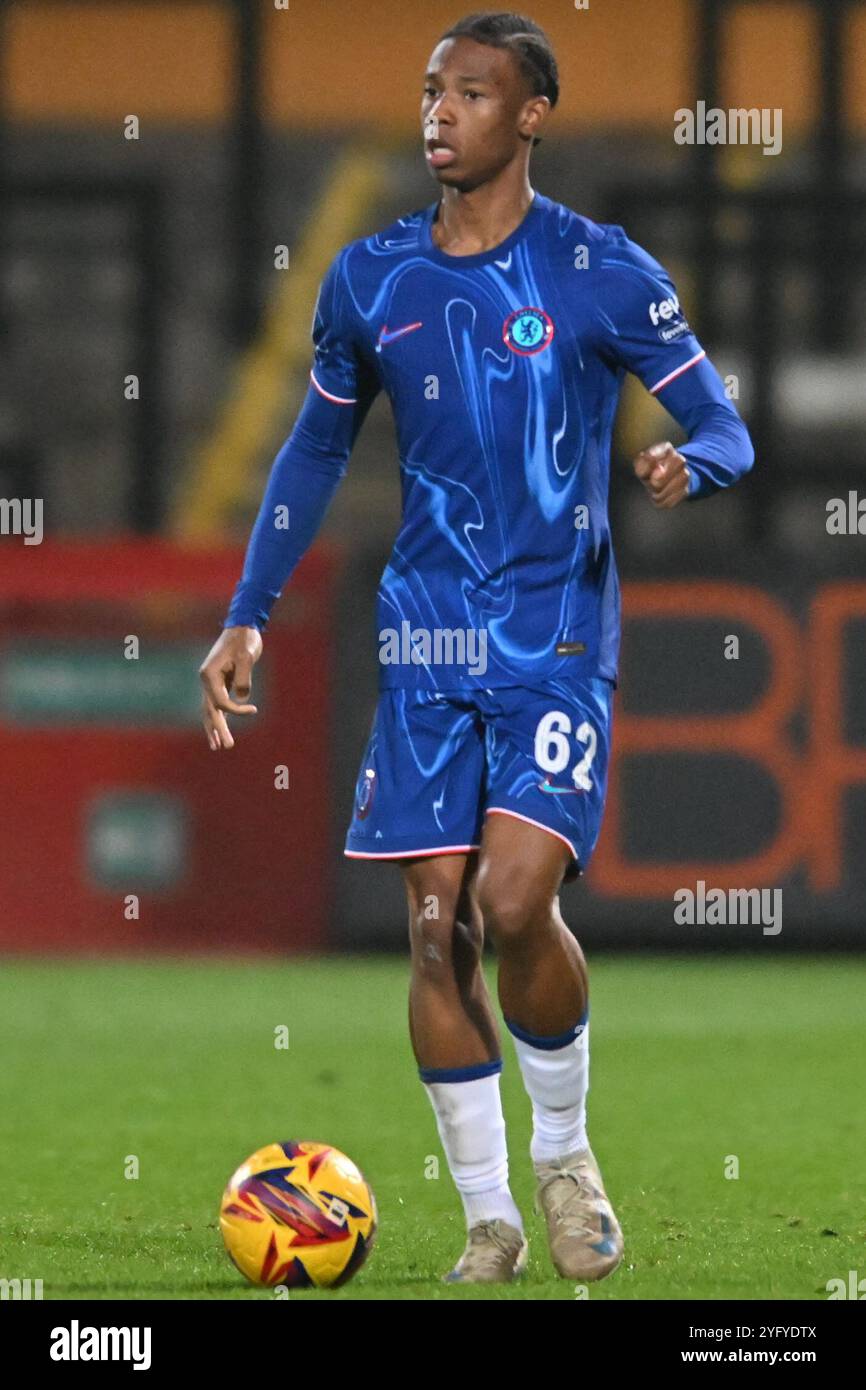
[409,918,454,976]
[409,914,480,989]
[475,862,551,944]
[408,897,484,982]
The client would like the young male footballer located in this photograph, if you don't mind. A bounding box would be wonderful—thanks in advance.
[200,12,753,1284]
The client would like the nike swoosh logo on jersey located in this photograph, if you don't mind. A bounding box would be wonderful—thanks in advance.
[376,321,423,351]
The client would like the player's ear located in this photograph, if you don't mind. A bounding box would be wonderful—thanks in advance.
[519,94,550,147]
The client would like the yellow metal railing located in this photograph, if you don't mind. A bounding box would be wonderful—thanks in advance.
[173,142,390,540]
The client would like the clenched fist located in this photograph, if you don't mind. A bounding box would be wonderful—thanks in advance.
[632,441,691,509]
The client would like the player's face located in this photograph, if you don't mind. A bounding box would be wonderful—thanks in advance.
[422,37,542,191]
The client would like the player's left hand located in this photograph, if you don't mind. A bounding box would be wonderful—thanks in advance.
[632,441,691,508]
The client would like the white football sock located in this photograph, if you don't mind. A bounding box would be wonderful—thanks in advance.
[422,1070,523,1232]
[510,1024,590,1164]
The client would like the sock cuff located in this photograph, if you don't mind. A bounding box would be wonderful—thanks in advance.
[504,1008,588,1051]
[418,1058,503,1084]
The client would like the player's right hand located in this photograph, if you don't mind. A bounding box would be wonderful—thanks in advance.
[199,625,263,750]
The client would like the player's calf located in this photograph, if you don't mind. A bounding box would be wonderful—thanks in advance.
[405,855,500,1074]
[404,856,525,1274]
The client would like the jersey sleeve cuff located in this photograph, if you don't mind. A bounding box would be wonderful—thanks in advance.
[680,450,719,500]
[223,587,275,631]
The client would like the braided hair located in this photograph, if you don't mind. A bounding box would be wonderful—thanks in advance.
[438,12,559,145]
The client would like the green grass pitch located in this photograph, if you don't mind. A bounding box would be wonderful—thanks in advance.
[0,954,862,1301]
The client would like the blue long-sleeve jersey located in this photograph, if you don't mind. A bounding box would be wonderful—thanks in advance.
[226,191,753,688]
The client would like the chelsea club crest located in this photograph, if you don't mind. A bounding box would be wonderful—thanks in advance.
[502,306,555,356]
[356,767,376,819]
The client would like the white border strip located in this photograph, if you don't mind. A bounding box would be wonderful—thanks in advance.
[648,349,706,396]
[345,844,480,860]
[485,807,577,859]
[310,369,357,405]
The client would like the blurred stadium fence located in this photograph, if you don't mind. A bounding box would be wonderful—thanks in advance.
[2,1,866,950]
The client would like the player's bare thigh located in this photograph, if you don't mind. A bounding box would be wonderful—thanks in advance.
[474,813,571,938]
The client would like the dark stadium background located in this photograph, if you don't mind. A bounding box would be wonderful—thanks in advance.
[2,0,865,954]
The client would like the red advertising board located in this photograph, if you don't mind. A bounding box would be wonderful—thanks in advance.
[0,540,340,953]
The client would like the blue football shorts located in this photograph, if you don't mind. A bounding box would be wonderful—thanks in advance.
[344,675,614,879]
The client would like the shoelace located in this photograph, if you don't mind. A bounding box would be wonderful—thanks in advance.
[461,1221,519,1273]
[538,1166,603,1238]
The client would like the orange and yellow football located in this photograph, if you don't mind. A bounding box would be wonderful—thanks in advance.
[219,1141,377,1289]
